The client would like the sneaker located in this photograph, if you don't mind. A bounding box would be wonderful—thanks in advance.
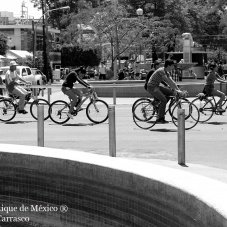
[156,118,169,124]
[66,112,74,119]
[217,108,225,112]
[18,109,28,114]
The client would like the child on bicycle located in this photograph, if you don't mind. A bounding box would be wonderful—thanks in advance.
[62,67,91,119]
[5,61,30,114]
[146,59,184,123]
[203,62,227,112]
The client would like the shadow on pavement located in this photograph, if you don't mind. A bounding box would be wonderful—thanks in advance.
[5,121,36,124]
[62,123,97,127]
[149,128,177,132]
[207,121,227,125]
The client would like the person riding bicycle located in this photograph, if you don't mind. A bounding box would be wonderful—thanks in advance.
[5,61,30,114]
[202,61,227,112]
[62,67,91,119]
[146,59,183,124]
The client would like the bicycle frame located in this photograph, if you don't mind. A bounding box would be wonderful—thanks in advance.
[202,95,227,112]
[153,95,183,116]
[61,89,99,114]
[76,90,98,109]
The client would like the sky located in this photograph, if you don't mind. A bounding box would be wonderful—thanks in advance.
[1,0,42,19]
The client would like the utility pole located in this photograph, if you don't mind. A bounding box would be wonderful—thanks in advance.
[33,5,69,78]
[32,20,36,67]
[42,0,51,82]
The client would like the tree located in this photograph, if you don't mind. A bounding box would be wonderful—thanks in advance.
[30,0,227,62]
[90,3,152,67]
[61,44,100,67]
[0,33,8,56]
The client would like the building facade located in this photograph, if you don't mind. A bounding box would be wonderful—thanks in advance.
[0,11,60,53]
[0,23,60,52]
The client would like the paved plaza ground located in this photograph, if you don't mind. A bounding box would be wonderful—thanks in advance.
[1,86,227,184]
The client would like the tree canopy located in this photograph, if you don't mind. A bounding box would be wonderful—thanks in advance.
[30,0,227,64]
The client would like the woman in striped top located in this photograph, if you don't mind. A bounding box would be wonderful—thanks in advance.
[203,62,227,112]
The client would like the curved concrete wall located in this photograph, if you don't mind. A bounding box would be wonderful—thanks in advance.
[0,144,227,226]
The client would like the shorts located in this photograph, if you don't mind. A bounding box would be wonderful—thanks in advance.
[203,85,214,96]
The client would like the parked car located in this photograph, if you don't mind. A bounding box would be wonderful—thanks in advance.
[0,66,45,86]
[0,65,46,95]
[140,69,148,80]
[31,68,47,84]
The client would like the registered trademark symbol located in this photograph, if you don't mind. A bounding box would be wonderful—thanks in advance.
[60,205,68,213]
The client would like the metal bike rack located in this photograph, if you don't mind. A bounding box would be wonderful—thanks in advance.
[178,108,185,165]
[37,105,44,147]
[108,105,116,157]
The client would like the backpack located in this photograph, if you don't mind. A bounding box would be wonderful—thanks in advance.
[144,70,154,90]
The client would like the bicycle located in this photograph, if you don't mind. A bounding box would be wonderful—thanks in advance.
[0,86,50,122]
[132,91,200,130]
[191,93,227,123]
[48,88,109,124]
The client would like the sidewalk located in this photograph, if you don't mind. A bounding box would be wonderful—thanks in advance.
[35,89,227,185]
[129,158,227,185]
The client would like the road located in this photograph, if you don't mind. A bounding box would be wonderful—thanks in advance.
[1,89,227,171]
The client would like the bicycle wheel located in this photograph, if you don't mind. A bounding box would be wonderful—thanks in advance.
[86,99,108,124]
[171,102,200,130]
[132,100,157,129]
[49,100,70,124]
[191,97,214,122]
[132,99,155,121]
[0,99,16,122]
[222,96,227,110]
[132,98,153,112]
[170,99,193,121]
[30,98,50,120]
[168,98,189,117]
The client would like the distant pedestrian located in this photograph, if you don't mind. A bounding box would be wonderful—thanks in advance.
[118,69,125,80]
[134,61,140,79]
[99,62,107,80]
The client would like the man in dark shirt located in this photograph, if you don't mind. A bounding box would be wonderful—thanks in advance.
[62,67,91,119]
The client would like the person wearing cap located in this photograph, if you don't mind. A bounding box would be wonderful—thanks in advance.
[146,59,183,124]
[62,67,91,119]
[203,62,227,112]
[5,61,30,114]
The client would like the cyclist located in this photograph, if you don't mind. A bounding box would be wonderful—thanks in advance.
[5,61,30,114]
[61,67,91,119]
[203,62,227,112]
[146,59,183,123]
